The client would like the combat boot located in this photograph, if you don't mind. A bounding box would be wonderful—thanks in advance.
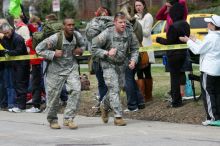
[101,107,109,123]
[63,119,78,129]
[114,117,126,126]
[49,120,61,129]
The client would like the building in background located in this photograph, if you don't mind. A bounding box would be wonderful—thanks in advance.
[1,0,208,20]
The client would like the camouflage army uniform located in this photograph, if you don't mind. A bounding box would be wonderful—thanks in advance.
[91,27,139,117]
[36,31,85,123]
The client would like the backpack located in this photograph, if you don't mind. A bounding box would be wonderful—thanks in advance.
[85,16,133,42]
[32,20,63,50]
[85,16,114,42]
[85,16,134,64]
[80,74,90,90]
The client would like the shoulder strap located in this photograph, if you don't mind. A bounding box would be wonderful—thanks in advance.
[56,31,63,50]
[55,31,79,50]
[73,31,79,49]
[126,28,132,54]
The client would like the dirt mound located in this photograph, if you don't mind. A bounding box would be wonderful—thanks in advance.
[78,94,206,125]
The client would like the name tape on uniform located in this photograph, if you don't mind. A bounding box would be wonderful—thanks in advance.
[0,44,189,62]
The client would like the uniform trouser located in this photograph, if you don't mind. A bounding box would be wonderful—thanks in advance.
[60,85,68,102]
[46,69,81,123]
[31,64,42,108]
[125,67,145,110]
[13,64,30,110]
[102,66,124,118]
[201,72,220,121]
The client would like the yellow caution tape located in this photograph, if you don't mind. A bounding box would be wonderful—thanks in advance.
[139,44,188,52]
[0,54,42,62]
[0,44,189,62]
[0,44,5,50]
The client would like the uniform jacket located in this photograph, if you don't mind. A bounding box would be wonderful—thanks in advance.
[91,27,139,68]
[187,30,220,76]
[35,31,86,75]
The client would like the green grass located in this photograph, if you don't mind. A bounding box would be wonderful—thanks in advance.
[152,65,201,99]
[80,64,201,99]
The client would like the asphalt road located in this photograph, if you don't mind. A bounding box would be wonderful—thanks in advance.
[1,111,220,146]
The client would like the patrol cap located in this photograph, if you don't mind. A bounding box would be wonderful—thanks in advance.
[204,15,220,27]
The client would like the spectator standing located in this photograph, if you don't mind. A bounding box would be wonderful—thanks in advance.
[156,3,190,107]
[0,22,30,112]
[179,15,220,125]
[156,0,190,97]
[36,18,86,129]
[120,5,146,112]
[0,19,7,110]
[25,16,44,113]
[134,0,154,102]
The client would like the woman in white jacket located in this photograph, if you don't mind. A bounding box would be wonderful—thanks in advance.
[180,15,220,126]
[134,0,154,102]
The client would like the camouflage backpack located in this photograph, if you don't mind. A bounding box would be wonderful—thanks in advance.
[80,74,90,91]
[85,16,114,42]
[85,16,134,64]
[32,20,63,50]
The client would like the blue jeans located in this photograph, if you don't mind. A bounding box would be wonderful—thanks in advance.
[0,69,7,108]
[4,67,16,108]
[92,61,108,102]
[125,67,145,110]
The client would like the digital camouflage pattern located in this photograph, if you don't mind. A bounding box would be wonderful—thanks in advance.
[36,30,85,122]
[91,27,139,117]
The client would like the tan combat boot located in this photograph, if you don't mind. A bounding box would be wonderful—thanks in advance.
[63,119,78,129]
[100,107,109,123]
[50,120,61,129]
[114,117,126,126]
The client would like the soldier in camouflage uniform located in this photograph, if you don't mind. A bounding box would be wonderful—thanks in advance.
[91,12,139,126]
[36,18,86,129]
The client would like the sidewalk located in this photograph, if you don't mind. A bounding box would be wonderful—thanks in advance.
[0,111,220,146]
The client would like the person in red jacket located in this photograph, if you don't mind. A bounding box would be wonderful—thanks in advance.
[156,0,188,32]
[26,16,44,113]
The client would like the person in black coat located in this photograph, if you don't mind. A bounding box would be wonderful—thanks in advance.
[0,22,30,112]
[156,3,190,107]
